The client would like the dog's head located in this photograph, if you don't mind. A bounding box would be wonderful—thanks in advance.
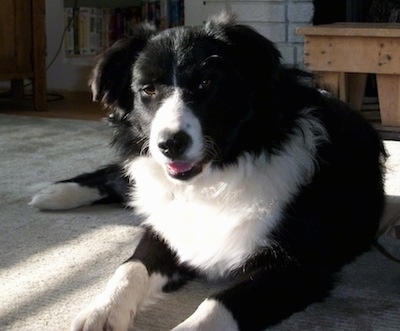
[91,13,282,181]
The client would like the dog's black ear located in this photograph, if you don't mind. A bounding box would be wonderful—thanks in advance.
[89,24,157,111]
[205,13,281,89]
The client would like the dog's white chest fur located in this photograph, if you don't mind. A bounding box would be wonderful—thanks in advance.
[126,123,320,278]
[127,155,277,277]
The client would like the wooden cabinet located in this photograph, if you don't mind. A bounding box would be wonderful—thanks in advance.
[0,0,47,111]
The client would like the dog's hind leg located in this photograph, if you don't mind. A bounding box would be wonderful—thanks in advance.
[30,163,129,210]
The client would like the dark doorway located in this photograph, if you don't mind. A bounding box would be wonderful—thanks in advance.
[312,0,374,25]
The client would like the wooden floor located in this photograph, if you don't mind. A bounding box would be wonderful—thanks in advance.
[0,91,106,121]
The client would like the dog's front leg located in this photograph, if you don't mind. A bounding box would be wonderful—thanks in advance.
[173,260,333,331]
[72,228,192,331]
[72,261,149,331]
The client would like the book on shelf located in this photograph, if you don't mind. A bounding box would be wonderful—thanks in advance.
[78,7,90,55]
[170,0,182,27]
[64,0,184,57]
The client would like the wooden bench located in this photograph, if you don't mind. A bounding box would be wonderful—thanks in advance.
[297,23,400,127]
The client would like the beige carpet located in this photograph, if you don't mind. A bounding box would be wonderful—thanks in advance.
[1,114,399,330]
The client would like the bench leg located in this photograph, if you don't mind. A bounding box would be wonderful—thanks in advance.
[315,72,343,98]
[32,78,47,112]
[315,72,367,110]
[376,74,400,127]
[346,73,367,111]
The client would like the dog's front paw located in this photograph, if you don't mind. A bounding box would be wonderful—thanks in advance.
[72,262,149,331]
[72,299,134,331]
[172,299,239,331]
[30,182,103,210]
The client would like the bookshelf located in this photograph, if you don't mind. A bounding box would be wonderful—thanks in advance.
[63,0,186,61]
[45,0,204,91]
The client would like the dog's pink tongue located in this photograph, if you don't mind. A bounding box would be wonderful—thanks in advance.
[167,162,193,175]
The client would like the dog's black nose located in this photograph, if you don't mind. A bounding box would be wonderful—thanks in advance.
[158,130,191,159]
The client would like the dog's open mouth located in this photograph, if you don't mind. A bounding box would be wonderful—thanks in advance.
[166,161,203,180]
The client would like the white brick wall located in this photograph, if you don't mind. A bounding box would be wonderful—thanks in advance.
[202,0,314,64]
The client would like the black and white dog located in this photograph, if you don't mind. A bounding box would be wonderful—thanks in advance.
[31,14,386,331]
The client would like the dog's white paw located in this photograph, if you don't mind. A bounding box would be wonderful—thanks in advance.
[29,182,103,210]
[72,262,151,331]
[172,299,239,331]
[71,298,133,331]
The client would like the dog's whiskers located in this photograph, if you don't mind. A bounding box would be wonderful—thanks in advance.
[204,136,221,162]
[139,139,150,156]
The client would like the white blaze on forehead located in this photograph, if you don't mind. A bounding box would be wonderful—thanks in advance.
[153,91,186,132]
[149,90,203,162]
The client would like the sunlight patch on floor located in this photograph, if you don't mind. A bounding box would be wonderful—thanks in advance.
[0,225,142,325]
[384,140,400,197]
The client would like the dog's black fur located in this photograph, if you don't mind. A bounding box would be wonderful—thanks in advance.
[32,14,386,331]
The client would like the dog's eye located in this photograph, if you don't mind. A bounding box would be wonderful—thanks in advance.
[199,79,212,90]
[142,84,156,96]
